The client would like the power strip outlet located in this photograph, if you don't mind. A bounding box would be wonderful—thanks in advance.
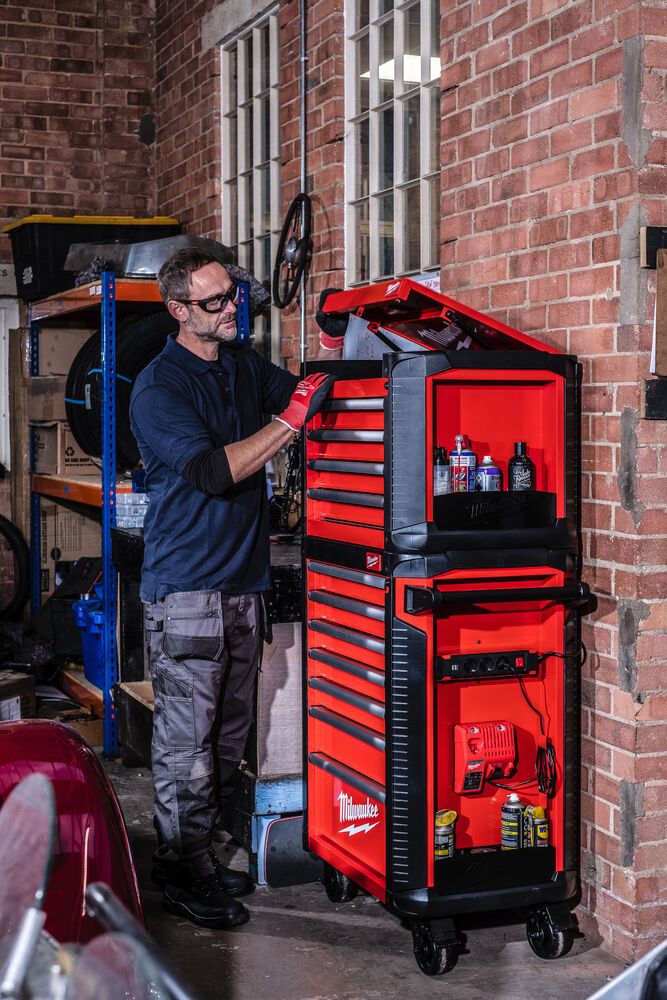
[436,649,539,681]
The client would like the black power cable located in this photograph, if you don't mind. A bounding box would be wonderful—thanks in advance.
[486,644,587,798]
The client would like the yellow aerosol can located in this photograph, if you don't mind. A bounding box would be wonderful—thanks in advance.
[434,809,458,859]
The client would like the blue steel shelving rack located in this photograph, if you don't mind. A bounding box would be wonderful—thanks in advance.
[29,271,122,754]
[29,274,252,756]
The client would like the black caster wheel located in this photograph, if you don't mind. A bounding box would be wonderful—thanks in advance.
[526,911,573,959]
[321,862,359,903]
[411,921,457,976]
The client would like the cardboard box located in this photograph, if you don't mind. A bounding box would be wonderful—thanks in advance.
[36,703,103,747]
[40,502,101,597]
[32,421,97,475]
[18,326,95,377]
[251,623,302,778]
[0,671,36,720]
[27,376,68,422]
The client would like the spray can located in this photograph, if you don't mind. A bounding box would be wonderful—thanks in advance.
[501,793,525,850]
[529,806,550,847]
[449,434,477,492]
[475,455,502,492]
[434,809,457,859]
[433,446,451,497]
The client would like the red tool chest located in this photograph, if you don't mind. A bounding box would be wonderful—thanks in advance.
[302,280,590,976]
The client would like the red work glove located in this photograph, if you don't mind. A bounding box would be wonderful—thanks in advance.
[277,373,335,431]
[316,288,348,350]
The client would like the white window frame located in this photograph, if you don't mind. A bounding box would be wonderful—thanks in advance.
[345,0,441,284]
[221,8,281,360]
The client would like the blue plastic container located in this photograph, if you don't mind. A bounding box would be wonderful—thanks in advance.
[73,592,105,689]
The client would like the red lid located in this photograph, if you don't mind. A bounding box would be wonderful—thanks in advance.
[322,278,561,355]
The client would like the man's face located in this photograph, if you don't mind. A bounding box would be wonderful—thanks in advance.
[180,262,238,344]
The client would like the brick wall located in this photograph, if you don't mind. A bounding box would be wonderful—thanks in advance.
[0,0,158,263]
[438,0,666,962]
[154,0,221,238]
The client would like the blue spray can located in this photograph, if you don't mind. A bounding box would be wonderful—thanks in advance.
[449,434,476,492]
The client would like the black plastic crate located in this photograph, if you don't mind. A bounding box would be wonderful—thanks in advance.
[4,214,180,301]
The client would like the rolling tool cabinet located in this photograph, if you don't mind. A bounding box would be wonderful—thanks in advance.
[302,279,590,976]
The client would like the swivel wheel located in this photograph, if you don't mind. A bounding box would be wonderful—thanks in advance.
[321,862,359,903]
[526,909,573,959]
[411,921,457,976]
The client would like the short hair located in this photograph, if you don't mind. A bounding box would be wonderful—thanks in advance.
[157,248,221,304]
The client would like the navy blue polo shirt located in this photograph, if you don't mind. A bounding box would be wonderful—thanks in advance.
[129,333,298,602]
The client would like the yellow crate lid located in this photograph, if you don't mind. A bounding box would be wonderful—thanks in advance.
[4,214,179,233]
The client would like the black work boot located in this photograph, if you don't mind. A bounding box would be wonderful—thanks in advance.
[152,845,255,897]
[163,873,250,928]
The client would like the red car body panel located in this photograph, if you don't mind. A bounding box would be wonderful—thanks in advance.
[0,719,143,943]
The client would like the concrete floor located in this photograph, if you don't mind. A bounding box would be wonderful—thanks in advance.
[103,758,627,1000]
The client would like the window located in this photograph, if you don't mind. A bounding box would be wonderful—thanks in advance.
[346,0,441,283]
[221,11,281,359]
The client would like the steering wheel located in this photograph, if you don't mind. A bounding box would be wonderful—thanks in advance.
[272,193,312,309]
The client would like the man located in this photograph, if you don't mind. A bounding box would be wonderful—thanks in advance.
[129,248,335,929]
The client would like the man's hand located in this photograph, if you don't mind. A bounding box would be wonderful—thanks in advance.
[316,288,348,351]
[276,373,335,431]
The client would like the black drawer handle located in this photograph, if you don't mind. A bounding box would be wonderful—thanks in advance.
[404,581,591,615]
[308,589,385,622]
[307,488,384,509]
[309,705,385,752]
[308,751,386,804]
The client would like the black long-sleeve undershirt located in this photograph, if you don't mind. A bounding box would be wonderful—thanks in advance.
[182,447,233,495]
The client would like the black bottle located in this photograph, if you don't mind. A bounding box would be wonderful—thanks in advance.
[508,441,535,491]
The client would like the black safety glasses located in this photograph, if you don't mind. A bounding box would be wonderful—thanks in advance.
[176,282,239,313]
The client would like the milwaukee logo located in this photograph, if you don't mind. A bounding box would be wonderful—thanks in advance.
[386,281,401,296]
[366,552,381,570]
[338,791,379,836]
[465,494,529,523]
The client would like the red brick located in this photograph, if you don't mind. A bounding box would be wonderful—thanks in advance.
[549,239,591,270]
[475,37,510,73]
[572,19,616,59]
[509,249,548,277]
[572,81,617,120]
[551,120,593,155]
[510,76,550,114]
[529,97,569,135]
[491,226,528,254]
[581,792,612,830]
[511,18,551,57]
[529,215,568,246]
[529,273,568,302]
[512,134,550,167]
[528,156,569,190]
[552,58,593,98]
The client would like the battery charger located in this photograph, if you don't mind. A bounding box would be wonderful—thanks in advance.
[453,721,517,794]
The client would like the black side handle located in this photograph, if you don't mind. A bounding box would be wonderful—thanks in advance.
[404,581,591,616]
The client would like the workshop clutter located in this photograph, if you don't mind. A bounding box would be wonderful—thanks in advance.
[3,214,180,301]
[115,491,149,528]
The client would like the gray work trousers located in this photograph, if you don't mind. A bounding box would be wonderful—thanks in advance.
[144,589,262,860]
